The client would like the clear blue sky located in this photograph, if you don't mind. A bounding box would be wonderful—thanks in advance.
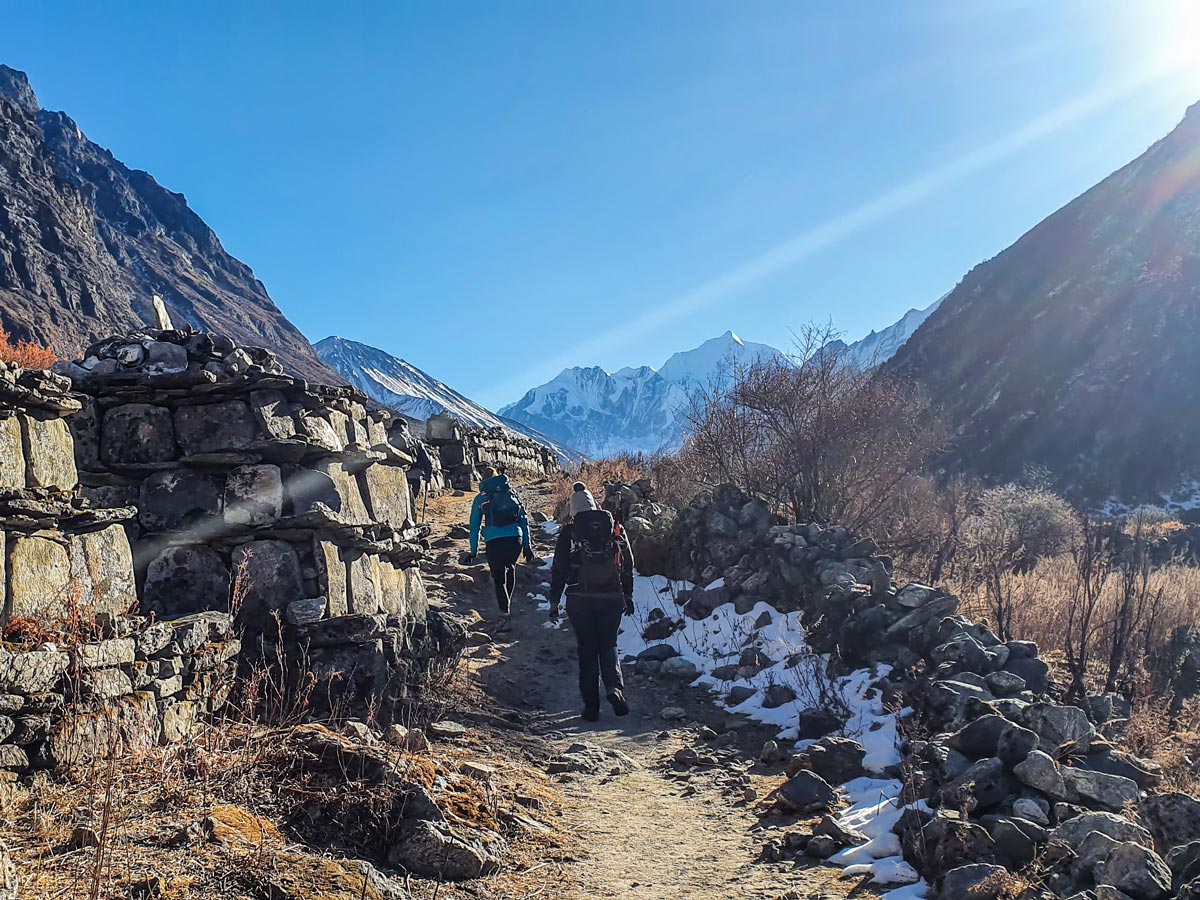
[3,1,1199,408]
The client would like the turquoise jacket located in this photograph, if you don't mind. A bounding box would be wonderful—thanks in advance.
[469,474,531,555]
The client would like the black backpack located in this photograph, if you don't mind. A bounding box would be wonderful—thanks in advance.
[483,483,521,528]
[571,509,623,594]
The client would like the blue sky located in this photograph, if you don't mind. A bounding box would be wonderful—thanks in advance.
[3,1,1199,407]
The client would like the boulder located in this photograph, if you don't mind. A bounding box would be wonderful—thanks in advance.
[233,540,303,625]
[100,404,177,465]
[788,737,867,784]
[388,820,506,880]
[1140,791,1200,853]
[1013,750,1067,799]
[144,544,231,617]
[224,464,283,527]
[939,863,1009,900]
[948,714,1038,764]
[1061,766,1140,812]
[362,463,412,527]
[248,389,297,440]
[1051,812,1152,851]
[660,657,699,680]
[1097,842,1172,900]
[7,533,72,619]
[48,691,160,766]
[175,400,262,455]
[1018,703,1094,756]
[939,757,1011,811]
[347,552,382,615]
[315,540,349,617]
[776,770,839,814]
[139,469,223,531]
[762,683,796,709]
[0,417,24,488]
[70,525,138,617]
[0,647,69,694]
[21,413,77,490]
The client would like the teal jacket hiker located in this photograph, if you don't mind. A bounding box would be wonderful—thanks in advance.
[469,474,531,555]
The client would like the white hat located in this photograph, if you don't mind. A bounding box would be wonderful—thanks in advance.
[569,484,597,516]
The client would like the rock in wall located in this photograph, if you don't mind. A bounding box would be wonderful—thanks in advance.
[425,413,557,491]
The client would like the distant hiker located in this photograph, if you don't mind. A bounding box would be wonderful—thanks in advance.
[406,440,435,503]
[548,482,635,721]
[466,465,533,632]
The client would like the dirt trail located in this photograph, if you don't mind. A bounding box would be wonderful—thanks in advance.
[424,483,882,900]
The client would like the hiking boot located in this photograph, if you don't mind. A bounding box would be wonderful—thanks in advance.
[496,614,513,634]
[582,705,600,722]
[607,689,630,717]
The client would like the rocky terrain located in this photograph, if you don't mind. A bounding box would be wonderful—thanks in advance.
[889,102,1200,505]
[0,65,337,383]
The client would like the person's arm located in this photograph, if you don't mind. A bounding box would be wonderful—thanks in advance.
[547,526,572,612]
[618,527,635,613]
[468,495,483,557]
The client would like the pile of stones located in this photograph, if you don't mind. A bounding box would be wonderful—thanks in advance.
[0,360,136,623]
[425,413,556,491]
[640,483,1200,900]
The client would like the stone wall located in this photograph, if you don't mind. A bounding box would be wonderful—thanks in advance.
[633,484,1200,900]
[0,361,137,625]
[425,413,557,491]
[0,611,238,773]
[63,327,428,630]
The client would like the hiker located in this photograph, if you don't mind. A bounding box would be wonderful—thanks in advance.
[466,465,533,632]
[406,440,435,504]
[547,482,635,721]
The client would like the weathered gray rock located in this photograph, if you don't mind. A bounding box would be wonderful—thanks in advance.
[139,469,223,531]
[362,463,412,527]
[232,540,303,625]
[1012,796,1050,825]
[1061,766,1140,812]
[940,757,1010,811]
[21,412,77,490]
[78,638,136,669]
[80,667,133,699]
[7,533,72,619]
[1072,830,1121,883]
[100,404,177,465]
[1018,703,1094,755]
[285,596,327,626]
[1013,750,1067,799]
[1097,841,1172,900]
[161,700,199,744]
[939,863,1008,899]
[727,686,756,706]
[144,544,230,616]
[1051,812,1152,851]
[788,737,867,784]
[0,647,69,693]
[0,416,23,488]
[762,683,796,709]
[70,524,138,617]
[660,656,699,680]
[1140,791,1200,853]
[948,714,1037,764]
[388,819,507,880]
[347,551,382,615]
[135,622,174,657]
[224,464,283,527]
[49,691,161,766]
[175,400,261,455]
[315,539,349,617]
[776,770,838,813]
[249,389,297,440]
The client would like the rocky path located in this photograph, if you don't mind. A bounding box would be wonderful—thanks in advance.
[424,484,881,900]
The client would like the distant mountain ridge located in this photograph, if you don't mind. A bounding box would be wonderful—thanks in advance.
[314,335,579,460]
[888,100,1200,504]
[498,331,782,457]
[0,64,337,382]
[824,297,943,369]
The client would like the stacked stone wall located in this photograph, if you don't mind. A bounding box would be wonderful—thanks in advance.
[425,413,557,490]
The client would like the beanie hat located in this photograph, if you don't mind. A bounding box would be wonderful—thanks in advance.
[569,484,597,516]
[479,465,497,481]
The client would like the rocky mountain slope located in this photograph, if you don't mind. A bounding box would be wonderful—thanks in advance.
[0,65,337,382]
[315,334,579,459]
[888,101,1200,504]
[500,331,782,457]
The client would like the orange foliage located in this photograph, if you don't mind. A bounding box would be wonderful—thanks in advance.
[0,327,57,369]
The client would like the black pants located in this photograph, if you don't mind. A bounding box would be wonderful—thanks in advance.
[485,536,522,613]
[566,593,625,710]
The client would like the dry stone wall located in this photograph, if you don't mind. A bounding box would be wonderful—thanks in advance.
[632,484,1200,900]
[63,327,428,630]
[425,413,556,490]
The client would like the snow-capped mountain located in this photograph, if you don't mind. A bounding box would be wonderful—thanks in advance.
[823,297,944,369]
[314,336,578,459]
[499,331,783,457]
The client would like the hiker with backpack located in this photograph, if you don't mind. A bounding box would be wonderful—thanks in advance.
[547,482,635,721]
[466,465,533,632]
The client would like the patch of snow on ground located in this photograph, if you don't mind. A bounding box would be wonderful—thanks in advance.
[617,571,926,897]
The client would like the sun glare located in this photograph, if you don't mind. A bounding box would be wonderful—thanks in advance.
[1153,0,1200,93]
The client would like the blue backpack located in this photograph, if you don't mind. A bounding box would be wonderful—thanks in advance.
[484,484,521,528]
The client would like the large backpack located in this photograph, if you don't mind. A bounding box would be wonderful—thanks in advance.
[571,509,623,594]
[483,482,521,528]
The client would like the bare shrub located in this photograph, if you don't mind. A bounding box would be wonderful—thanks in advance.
[681,322,946,532]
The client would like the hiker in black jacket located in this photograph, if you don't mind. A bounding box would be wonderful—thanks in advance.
[548,482,635,721]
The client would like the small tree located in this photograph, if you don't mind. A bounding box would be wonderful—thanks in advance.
[681,322,946,533]
[963,484,1080,641]
[0,327,56,369]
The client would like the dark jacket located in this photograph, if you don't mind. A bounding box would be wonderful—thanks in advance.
[548,520,635,605]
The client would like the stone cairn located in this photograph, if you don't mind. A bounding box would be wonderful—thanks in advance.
[631,484,1200,900]
[425,412,557,491]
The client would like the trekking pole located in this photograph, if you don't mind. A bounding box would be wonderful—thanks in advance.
[421,479,429,524]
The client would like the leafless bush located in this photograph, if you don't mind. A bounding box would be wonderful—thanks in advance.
[680,322,946,533]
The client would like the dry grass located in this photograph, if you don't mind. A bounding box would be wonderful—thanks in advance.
[553,454,652,519]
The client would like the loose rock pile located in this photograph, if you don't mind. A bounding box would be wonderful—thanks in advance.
[425,412,556,491]
[636,484,1200,900]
